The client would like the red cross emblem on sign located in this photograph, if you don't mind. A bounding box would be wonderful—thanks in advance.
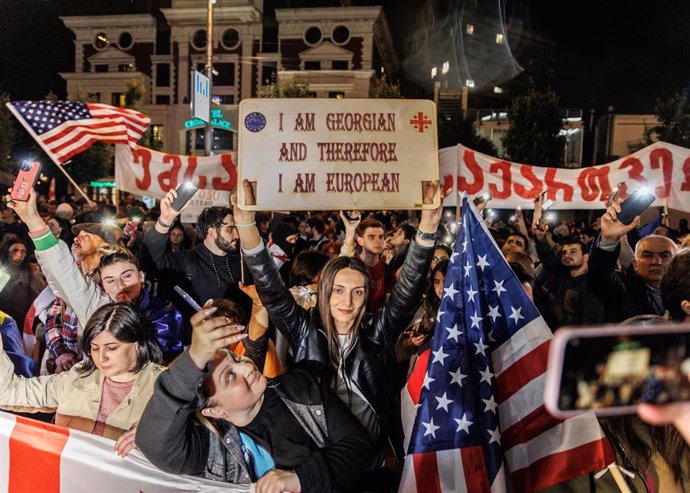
[409,112,432,132]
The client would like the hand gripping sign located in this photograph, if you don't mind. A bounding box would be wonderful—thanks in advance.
[237,98,440,211]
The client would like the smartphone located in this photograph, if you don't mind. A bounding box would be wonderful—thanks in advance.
[171,182,199,212]
[10,161,42,201]
[173,285,202,312]
[545,324,690,418]
[617,188,656,225]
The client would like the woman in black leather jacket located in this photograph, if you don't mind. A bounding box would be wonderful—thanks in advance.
[230,180,444,462]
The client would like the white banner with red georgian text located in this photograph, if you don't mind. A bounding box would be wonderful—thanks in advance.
[0,412,247,492]
[439,141,690,211]
[115,145,237,222]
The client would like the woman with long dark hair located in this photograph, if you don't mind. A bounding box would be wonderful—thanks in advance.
[225,179,444,472]
[0,302,164,456]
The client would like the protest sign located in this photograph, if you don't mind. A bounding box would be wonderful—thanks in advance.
[115,145,234,222]
[439,142,690,212]
[237,98,440,211]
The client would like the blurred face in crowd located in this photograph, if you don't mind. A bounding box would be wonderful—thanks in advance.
[2,209,17,224]
[431,247,450,270]
[298,220,310,239]
[390,227,409,249]
[8,242,26,266]
[433,270,446,301]
[72,231,103,261]
[47,218,63,238]
[212,215,240,254]
[561,243,587,271]
[633,236,677,286]
[501,234,527,255]
[169,227,185,248]
[203,352,267,421]
[100,261,144,302]
[329,267,367,334]
[89,330,138,382]
[356,226,385,256]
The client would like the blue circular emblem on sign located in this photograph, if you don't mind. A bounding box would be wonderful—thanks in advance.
[244,112,266,132]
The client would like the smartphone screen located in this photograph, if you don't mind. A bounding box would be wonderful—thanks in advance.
[546,324,690,417]
[0,271,10,293]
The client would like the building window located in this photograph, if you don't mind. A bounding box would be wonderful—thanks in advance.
[329,92,345,99]
[466,24,475,35]
[151,125,163,142]
[156,64,170,87]
[94,64,108,73]
[155,95,170,105]
[216,95,234,104]
[192,29,208,50]
[118,32,133,50]
[332,60,348,70]
[304,61,321,70]
[304,26,322,46]
[493,86,504,94]
[87,92,101,102]
[332,25,350,45]
[495,33,505,44]
[111,93,126,106]
[118,64,133,72]
[95,32,109,50]
[194,129,233,151]
[214,63,235,86]
[308,91,317,98]
[261,63,277,85]
[221,28,240,50]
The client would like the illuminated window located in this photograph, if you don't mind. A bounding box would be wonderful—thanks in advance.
[95,32,109,50]
[493,86,504,94]
[466,24,475,35]
[496,33,505,44]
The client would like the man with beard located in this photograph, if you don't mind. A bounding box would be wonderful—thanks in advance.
[533,235,604,328]
[587,199,678,323]
[143,190,251,317]
[41,222,119,373]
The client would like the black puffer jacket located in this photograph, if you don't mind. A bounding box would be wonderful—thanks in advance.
[244,240,434,458]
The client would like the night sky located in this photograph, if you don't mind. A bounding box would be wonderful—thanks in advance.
[1,0,689,114]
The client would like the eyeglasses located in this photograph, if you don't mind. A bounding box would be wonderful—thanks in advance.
[432,256,448,262]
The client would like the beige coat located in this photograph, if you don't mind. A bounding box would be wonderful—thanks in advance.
[0,351,164,440]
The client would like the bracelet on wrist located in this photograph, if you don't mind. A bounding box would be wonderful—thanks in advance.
[158,218,172,229]
[235,221,256,228]
[416,230,437,242]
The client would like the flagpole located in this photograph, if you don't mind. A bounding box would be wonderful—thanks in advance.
[5,103,94,205]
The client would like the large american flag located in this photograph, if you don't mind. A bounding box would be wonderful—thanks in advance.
[400,197,614,492]
[6,100,149,163]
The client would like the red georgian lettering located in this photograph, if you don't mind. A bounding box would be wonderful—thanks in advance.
[488,161,511,199]
[184,157,207,189]
[618,157,646,200]
[514,165,543,199]
[649,147,673,198]
[544,168,574,201]
[458,150,484,195]
[131,147,152,191]
[158,154,182,192]
[577,166,612,202]
[212,154,238,190]
[681,157,690,192]
[443,174,453,193]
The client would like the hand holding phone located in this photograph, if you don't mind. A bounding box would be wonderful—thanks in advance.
[11,161,42,202]
[170,181,199,212]
[545,323,690,418]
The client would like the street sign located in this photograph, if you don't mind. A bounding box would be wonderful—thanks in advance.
[191,71,210,123]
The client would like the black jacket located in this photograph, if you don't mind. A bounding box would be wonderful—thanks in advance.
[244,239,434,458]
[586,238,662,323]
[142,227,251,316]
[136,352,372,492]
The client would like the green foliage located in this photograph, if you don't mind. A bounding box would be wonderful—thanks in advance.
[644,90,690,147]
[438,113,498,156]
[0,92,17,173]
[262,74,310,98]
[502,90,565,166]
[370,74,402,99]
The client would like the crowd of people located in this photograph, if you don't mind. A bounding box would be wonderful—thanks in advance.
[1,180,690,492]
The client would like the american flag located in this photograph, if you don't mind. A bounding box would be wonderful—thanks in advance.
[6,100,149,163]
[399,197,614,492]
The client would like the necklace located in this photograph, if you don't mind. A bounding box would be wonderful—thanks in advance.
[209,251,236,288]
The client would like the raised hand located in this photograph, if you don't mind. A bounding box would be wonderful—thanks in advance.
[188,306,247,370]
[600,200,639,243]
[418,180,446,234]
[7,188,46,232]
